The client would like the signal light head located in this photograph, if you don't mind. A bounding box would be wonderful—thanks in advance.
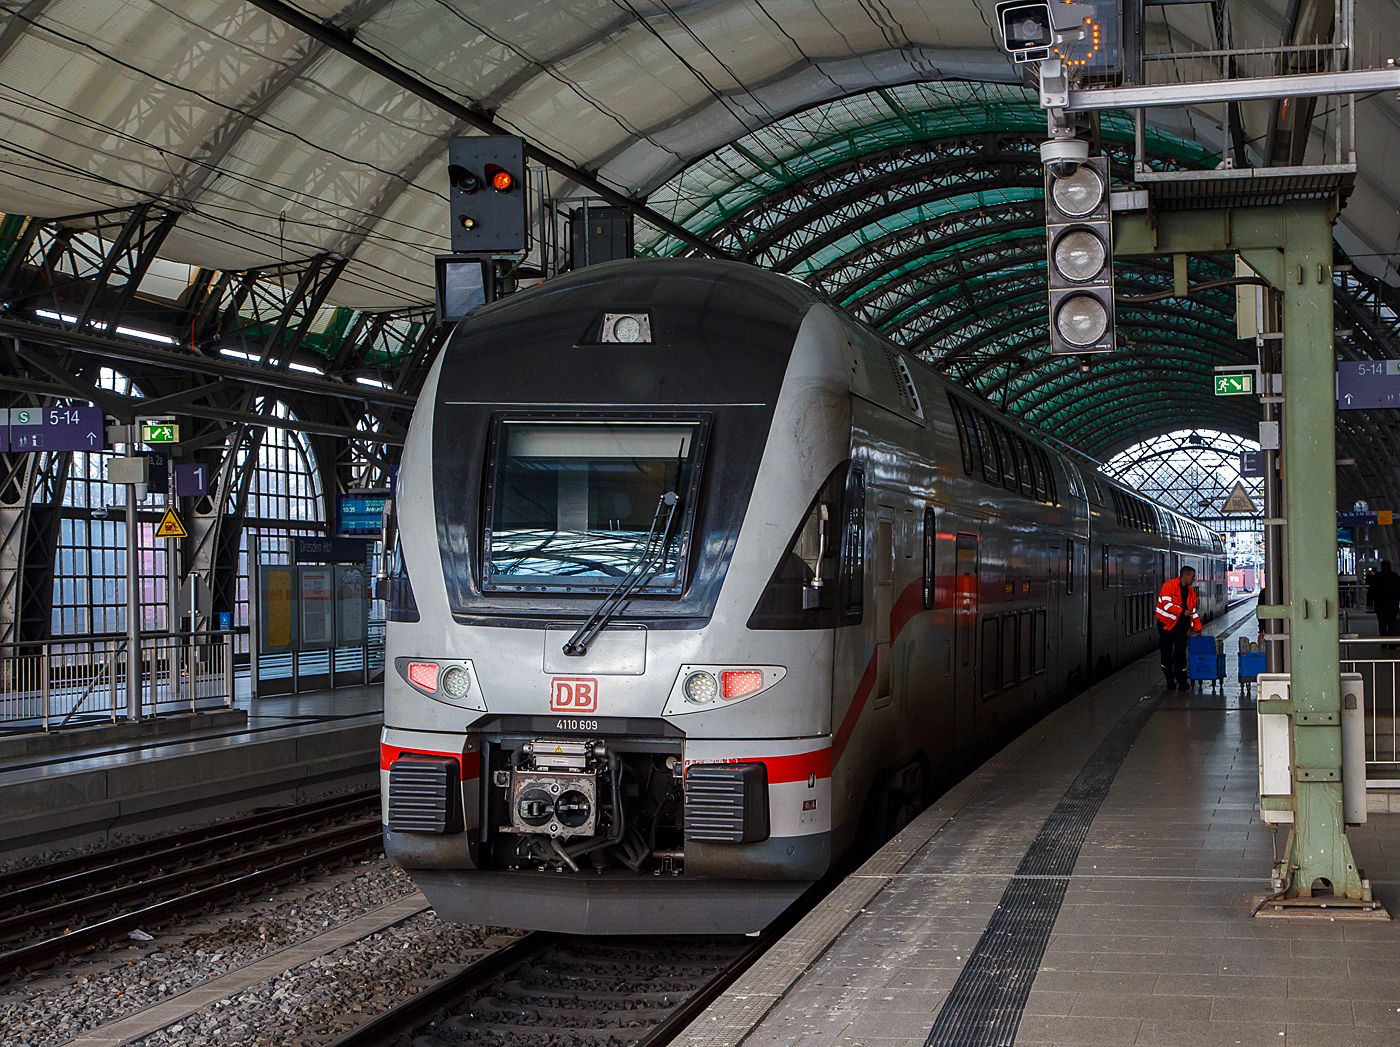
[1049,165,1104,217]
[485,163,514,192]
[1055,295,1110,347]
[1053,229,1107,283]
[448,164,481,194]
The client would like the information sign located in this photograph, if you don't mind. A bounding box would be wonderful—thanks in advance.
[1221,482,1258,514]
[291,536,368,564]
[298,567,336,649]
[1338,511,1378,526]
[1239,450,1264,478]
[143,450,169,495]
[140,422,179,444]
[1214,372,1255,396]
[338,492,388,536]
[1337,361,1400,410]
[335,565,369,647]
[260,568,296,651]
[5,406,105,452]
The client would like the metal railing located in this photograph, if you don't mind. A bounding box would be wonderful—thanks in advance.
[0,631,235,734]
[1340,637,1400,778]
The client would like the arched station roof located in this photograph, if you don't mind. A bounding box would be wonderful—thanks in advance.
[0,0,1398,497]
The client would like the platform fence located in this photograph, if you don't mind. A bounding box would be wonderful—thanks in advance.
[0,631,235,734]
[1340,637,1400,780]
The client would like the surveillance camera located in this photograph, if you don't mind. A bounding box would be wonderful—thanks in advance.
[92,505,109,519]
[994,1,1093,62]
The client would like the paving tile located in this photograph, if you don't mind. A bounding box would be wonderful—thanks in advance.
[1132,1018,1289,1046]
[1207,995,1354,1025]
[1068,992,1212,1021]
[1012,1014,1143,1044]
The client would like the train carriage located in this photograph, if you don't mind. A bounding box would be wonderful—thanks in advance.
[379,259,1224,934]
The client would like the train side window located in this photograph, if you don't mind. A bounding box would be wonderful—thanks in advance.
[1002,613,1018,689]
[1016,437,1036,499]
[995,425,1018,491]
[840,465,866,624]
[949,395,974,475]
[1041,449,1058,503]
[981,616,1000,698]
[922,507,936,610]
[1018,610,1032,681]
[959,402,984,478]
[974,411,1000,485]
[1066,540,1075,594]
[747,462,848,629]
[1033,609,1047,673]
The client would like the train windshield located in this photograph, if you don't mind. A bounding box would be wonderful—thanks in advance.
[484,420,703,593]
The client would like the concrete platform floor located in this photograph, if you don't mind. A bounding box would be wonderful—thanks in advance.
[682,603,1400,1047]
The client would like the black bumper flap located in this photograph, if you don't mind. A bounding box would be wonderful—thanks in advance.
[684,762,769,843]
[388,756,463,834]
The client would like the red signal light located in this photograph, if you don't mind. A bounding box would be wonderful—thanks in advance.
[484,163,514,192]
[721,670,764,699]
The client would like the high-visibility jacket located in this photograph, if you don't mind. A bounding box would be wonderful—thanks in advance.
[1155,578,1202,632]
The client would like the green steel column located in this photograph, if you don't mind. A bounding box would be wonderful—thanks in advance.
[1258,200,1364,901]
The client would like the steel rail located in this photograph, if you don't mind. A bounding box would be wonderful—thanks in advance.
[0,790,378,903]
[0,802,383,980]
[242,0,727,260]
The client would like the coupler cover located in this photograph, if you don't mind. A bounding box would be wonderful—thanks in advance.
[388,756,463,834]
[685,763,770,843]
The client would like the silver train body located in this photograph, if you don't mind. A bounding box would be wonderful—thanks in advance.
[380,259,1225,934]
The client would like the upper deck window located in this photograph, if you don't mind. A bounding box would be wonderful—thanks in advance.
[483,419,705,594]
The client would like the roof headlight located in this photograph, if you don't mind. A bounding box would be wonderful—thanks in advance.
[682,670,719,705]
[601,312,652,344]
[440,665,471,700]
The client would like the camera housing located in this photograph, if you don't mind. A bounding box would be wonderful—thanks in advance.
[994,1,1092,63]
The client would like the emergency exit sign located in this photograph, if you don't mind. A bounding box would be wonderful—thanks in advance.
[141,422,179,444]
[1214,372,1255,396]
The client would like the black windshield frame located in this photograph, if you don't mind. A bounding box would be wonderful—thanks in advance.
[480,410,711,596]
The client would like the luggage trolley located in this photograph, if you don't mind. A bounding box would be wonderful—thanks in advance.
[1186,634,1226,692]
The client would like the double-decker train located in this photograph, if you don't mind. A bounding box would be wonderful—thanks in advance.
[379,259,1225,934]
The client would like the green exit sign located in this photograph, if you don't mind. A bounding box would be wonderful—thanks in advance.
[141,423,179,444]
[1214,372,1255,396]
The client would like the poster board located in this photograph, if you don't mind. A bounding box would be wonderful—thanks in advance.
[298,566,336,649]
[259,567,298,653]
[335,564,369,647]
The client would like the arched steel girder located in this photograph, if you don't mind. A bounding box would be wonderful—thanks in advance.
[1028,370,1257,435]
[1001,354,1260,422]
[855,243,1047,329]
[1065,392,1258,456]
[817,206,1045,303]
[700,135,1042,259]
[757,171,1044,276]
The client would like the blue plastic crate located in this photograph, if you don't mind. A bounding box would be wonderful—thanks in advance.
[1239,652,1266,680]
[1188,653,1225,681]
[1186,635,1217,657]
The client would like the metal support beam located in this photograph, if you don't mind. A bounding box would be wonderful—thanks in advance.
[242,0,727,260]
[1067,67,1400,111]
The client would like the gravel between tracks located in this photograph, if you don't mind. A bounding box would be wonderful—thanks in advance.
[0,858,501,1047]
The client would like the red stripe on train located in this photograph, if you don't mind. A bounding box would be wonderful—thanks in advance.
[380,744,480,779]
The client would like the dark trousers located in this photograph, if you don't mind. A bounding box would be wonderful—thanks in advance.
[1380,610,1399,637]
[1158,624,1190,685]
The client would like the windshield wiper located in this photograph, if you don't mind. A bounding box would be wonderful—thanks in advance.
[562,491,679,657]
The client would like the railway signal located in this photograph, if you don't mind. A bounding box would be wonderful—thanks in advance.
[1043,143,1114,355]
[447,135,527,252]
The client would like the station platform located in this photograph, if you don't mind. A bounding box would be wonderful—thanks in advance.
[682,603,1400,1047]
[0,686,382,858]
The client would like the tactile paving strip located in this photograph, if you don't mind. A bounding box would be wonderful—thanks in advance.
[923,695,1162,1047]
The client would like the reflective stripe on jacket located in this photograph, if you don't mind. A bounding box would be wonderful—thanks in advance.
[1155,578,1202,631]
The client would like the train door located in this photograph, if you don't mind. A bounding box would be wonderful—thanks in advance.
[873,505,895,709]
[954,533,979,748]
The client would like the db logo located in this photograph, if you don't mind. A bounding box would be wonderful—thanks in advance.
[550,677,598,712]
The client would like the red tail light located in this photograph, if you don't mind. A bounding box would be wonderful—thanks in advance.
[407,662,440,691]
[721,670,764,699]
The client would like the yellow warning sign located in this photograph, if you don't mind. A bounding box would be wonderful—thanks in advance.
[155,506,188,539]
[1221,482,1258,514]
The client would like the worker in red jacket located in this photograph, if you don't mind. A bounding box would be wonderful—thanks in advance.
[1156,566,1203,690]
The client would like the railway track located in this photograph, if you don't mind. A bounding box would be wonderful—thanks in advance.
[0,788,383,981]
[327,881,823,1047]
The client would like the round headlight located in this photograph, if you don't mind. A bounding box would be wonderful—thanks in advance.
[1053,230,1106,283]
[612,315,642,343]
[1051,166,1104,217]
[1056,295,1109,347]
[440,665,471,700]
[682,670,719,705]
